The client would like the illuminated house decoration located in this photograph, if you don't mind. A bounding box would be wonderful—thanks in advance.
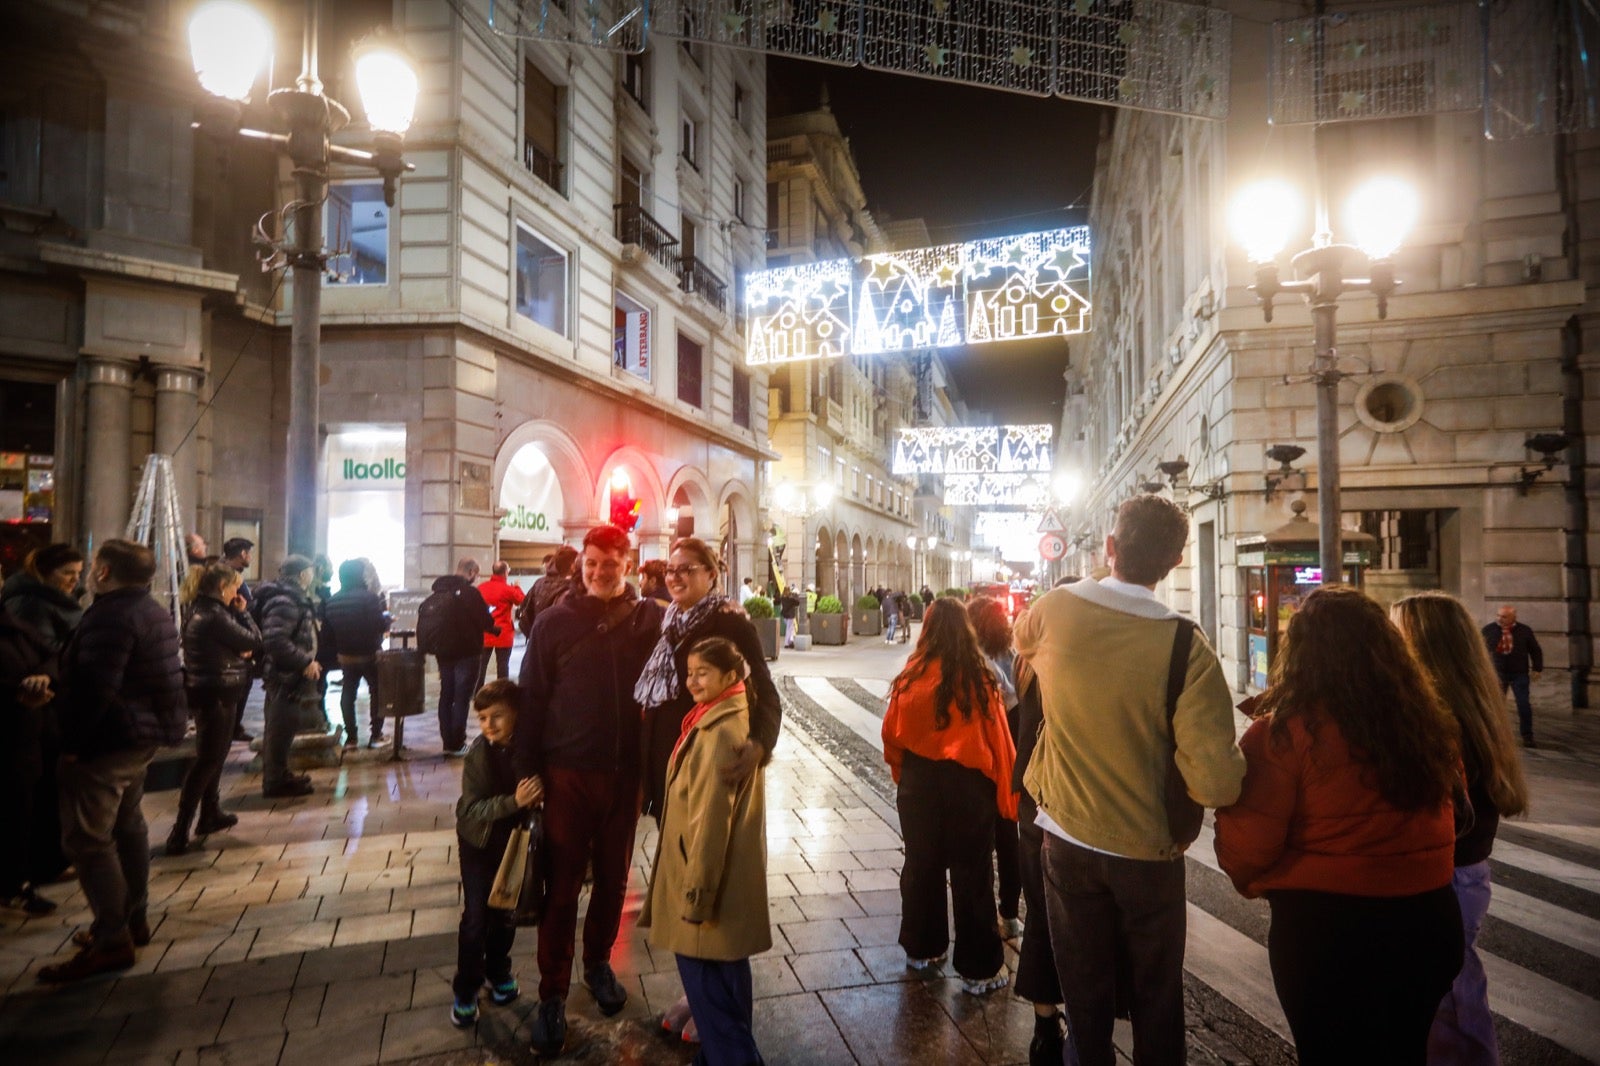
[891,425,1053,476]
[944,473,1051,507]
[744,258,854,364]
[743,226,1091,365]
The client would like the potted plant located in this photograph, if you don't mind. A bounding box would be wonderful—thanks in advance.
[744,595,780,661]
[852,593,881,637]
[811,594,847,645]
[939,587,969,600]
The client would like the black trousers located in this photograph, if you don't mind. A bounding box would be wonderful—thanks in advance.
[454,836,517,1001]
[1013,796,1061,1006]
[0,703,45,895]
[1042,833,1187,1066]
[476,645,511,690]
[1267,885,1463,1066]
[896,752,1003,981]
[995,814,1022,922]
[337,657,381,742]
[176,684,243,831]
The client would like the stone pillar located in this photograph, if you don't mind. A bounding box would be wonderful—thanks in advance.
[82,359,134,553]
[153,365,203,533]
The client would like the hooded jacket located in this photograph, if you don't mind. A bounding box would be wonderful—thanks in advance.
[254,581,318,685]
[322,586,389,659]
[58,587,185,758]
[0,571,83,651]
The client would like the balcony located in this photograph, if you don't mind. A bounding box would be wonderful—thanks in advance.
[679,255,727,313]
[522,141,563,190]
[614,203,679,274]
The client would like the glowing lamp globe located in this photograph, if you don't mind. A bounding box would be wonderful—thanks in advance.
[1230,181,1299,263]
[189,1,272,103]
[811,481,835,507]
[354,40,419,136]
[1346,177,1417,260]
[774,481,801,512]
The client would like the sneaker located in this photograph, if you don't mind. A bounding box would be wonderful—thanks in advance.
[905,953,946,974]
[584,962,628,1016]
[443,745,470,758]
[367,732,386,749]
[659,995,692,1037]
[449,997,478,1029]
[263,779,314,799]
[962,972,1009,996]
[3,886,57,916]
[38,935,136,983]
[530,996,567,1057]
[232,729,254,743]
[343,740,359,752]
[485,975,519,1006]
[680,1015,700,1044]
[999,916,1024,939]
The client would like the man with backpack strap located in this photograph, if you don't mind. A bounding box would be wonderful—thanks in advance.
[418,558,496,756]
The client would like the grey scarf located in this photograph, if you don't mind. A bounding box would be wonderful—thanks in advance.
[633,593,726,708]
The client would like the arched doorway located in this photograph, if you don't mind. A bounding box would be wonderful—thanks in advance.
[834,530,848,602]
[850,533,864,607]
[814,524,834,601]
[497,443,567,575]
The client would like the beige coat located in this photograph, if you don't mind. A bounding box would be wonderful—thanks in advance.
[639,688,771,960]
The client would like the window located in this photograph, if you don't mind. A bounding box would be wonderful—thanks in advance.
[734,83,747,126]
[732,368,751,428]
[620,157,649,209]
[766,182,781,242]
[614,291,651,381]
[677,333,703,407]
[680,12,704,67]
[623,50,648,110]
[680,214,697,262]
[523,60,563,192]
[325,182,388,285]
[733,178,746,223]
[680,115,699,170]
[515,223,568,335]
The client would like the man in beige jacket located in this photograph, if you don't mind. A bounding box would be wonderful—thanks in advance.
[1016,495,1245,1066]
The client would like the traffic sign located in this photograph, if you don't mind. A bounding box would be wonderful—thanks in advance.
[1037,507,1068,534]
[1039,533,1067,561]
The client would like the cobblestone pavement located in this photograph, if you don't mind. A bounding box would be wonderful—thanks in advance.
[0,642,1596,1064]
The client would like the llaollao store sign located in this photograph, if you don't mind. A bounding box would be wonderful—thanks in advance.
[340,457,406,482]
[500,504,550,533]
[327,428,408,491]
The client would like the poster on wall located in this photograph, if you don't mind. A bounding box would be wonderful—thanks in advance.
[326,427,406,589]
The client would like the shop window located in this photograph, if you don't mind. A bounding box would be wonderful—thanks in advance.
[0,380,57,577]
[325,181,388,285]
[732,367,751,428]
[677,333,703,407]
[325,428,406,589]
[614,291,651,381]
[515,223,568,335]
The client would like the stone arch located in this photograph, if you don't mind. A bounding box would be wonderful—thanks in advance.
[664,465,717,538]
[595,444,667,535]
[492,420,593,549]
[850,532,865,606]
[814,523,835,600]
[717,481,758,593]
[834,529,848,603]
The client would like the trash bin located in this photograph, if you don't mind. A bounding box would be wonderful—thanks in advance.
[375,629,425,759]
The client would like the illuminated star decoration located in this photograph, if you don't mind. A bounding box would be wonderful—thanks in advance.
[720,12,747,36]
[1048,248,1083,278]
[932,0,949,14]
[1338,90,1367,114]
[925,42,948,68]
[1010,45,1033,68]
[815,7,838,33]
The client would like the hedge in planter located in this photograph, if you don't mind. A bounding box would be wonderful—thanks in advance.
[812,595,847,645]
[744,595,781,660]
[852,593,881,636]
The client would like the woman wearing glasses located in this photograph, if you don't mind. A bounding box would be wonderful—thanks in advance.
[634,536,783,1044]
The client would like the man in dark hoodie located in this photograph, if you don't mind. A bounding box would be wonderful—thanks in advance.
[419,557,495,755]
[39,539,184,983]
[255,555,321,798]
[322,557,391,750]
[514,524,664,1056]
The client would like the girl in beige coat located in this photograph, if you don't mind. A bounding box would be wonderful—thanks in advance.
[640,637,769,1064]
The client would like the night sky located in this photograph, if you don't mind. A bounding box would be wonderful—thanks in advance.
[768,56,1102,427]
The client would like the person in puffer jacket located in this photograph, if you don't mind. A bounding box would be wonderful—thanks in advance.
[39,540,185,984]
[254,555,322,799]
[168,563,261,855]
[322,557,391,750]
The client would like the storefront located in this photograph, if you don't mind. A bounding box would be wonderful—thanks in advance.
[497,442,566,576]
[0,380,59,577]
[325,425,407,590]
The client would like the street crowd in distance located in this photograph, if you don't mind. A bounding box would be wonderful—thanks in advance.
[0,493,1542,1064]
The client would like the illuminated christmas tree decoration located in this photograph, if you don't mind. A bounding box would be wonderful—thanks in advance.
[741,225,1092,365]
[891,424,1053,476]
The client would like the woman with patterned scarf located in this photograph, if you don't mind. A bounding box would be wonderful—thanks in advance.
[633,536,783,1046]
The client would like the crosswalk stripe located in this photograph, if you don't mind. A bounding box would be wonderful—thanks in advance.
[1184,904,1293,1045]
[857,678,890,701]
[1488,881,1600,958]
[1492,839,1600,894]
[1480,951,1600,1061]
[794,676,885,751]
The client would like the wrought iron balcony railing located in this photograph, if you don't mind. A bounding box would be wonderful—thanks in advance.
[679,255,727,313]
[523,141,562,190]
[613,203,679,274]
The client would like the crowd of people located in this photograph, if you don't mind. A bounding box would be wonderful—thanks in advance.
[0,499,1538,1064]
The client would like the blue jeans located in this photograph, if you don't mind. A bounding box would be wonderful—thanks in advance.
[885,616,899,641]
[1429,861,1498,1064]
[677,954,763,1066]
[437,655,478,751]
[1499,672,1533,739]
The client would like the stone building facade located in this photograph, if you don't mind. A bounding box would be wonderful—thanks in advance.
[0,0,769,590]
[1065,0,1599,703]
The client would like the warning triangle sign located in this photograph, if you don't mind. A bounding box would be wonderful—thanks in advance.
[1037,507,1068,534]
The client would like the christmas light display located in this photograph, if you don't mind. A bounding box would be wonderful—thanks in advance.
[944,472,1051,507]
[891,424,1053,476]
[743,227,1091,365]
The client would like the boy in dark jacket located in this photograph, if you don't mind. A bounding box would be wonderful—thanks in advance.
[255,555,322,798]
[452,679,543,1029]
[40,540,185,983]
[323,557,391,749]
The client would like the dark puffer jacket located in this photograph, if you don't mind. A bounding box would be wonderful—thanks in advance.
[182,595,263,689]
[424,574,495,662]
[254,581,318,685]
[0,571,83,651]
[59,587,185,759]
[515,587,664,777]
[322,586,389,658]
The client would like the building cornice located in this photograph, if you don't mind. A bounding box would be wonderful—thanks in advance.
[38,242,241,295]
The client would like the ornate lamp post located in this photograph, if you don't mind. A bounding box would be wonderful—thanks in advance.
[1231,176,1417,584]
[773,479,834,634]
[189,0,419,556]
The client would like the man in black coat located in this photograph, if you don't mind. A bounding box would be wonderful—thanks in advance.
[256,555,322,797]
[323,558,391,750]
[1483,604,1544,746]
[420,557,496,755]
[39,540,185,983]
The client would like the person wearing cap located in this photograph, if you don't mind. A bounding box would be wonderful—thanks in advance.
[254,555,322,798]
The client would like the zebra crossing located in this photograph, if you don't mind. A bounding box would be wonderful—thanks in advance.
[782,674,1600,1065]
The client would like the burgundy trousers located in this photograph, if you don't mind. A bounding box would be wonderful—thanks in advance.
[535,765,641,1002]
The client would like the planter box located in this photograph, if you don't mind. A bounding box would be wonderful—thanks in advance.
[812,613,848,645]
[852,608,881,636]
[753,617,781,661]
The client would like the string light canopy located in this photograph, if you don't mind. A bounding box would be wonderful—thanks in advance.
[891,425,1053,477]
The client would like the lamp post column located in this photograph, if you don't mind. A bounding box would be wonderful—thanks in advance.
[797,513,810,635]
[1311,296,1342,585]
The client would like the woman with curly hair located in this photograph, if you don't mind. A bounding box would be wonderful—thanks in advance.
[882,597,1017,996]
[1215,585,1464,1064]
[1392,591,1529,1065]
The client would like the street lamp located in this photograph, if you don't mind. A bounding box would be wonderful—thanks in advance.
[189,0,418,557]
[772,479,834,634]
[1231,175,1417,584]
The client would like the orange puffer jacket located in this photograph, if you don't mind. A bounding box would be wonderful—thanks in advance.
[882,657,1018,820]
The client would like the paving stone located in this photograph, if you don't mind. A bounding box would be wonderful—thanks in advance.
[0,1011,129,1066]
[197,1031,288,1066]
[750,955,803,1000]
[215,988,293,1043]
[822,982,987,1064]
[280,1013,384,1066]
[377,1002,476,1062]
[202,955,304,1002]
[788,948,875,991]
[753,991,854,1066]
[794,892,866,921]
[113,996,229,1056]
[778,918,857,953]
[295,942,387,988]
[318,972,415,1024]
[843,914,903,948]
[334,912,414,948]
[381,933,456,976]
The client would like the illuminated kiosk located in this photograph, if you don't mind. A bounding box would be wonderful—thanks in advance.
[1236,501,1376,691]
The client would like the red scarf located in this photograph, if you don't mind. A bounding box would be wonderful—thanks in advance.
[1497,624,1515,655]
[673,682,746,762]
